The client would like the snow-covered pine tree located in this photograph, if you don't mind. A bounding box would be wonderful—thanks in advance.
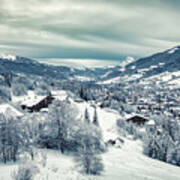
[0,113,8,163]
[166,143,180,166]
[143,115,180,164]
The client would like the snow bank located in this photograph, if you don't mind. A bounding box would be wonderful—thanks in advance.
[0,104,23,117]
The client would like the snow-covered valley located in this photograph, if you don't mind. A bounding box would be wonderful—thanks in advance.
[0,46,180,180]
[0,91,180,180]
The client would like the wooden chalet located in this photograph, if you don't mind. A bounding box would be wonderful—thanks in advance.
[126,115,148,125]
[21,94,55,112]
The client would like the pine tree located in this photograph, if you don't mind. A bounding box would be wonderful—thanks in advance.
[84,108,90,124]
[93,107,99,126]
[79,87,84,100]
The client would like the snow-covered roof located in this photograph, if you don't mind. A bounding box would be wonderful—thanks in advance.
[0,104,23,117]
[40,108,49,112]
[146,120,155,126]
[138,127,146,134]
[21,91,45,106]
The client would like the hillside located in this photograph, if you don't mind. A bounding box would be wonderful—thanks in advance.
[0,46,180,180]
[99,46,180,85]
[1,94,180,180]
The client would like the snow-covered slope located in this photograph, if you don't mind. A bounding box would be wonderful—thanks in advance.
[0,55,79,79]
[97,46,180,86]
[0,104,23,117]
[100,140,180,180]
[1,45,180,180]
[74,98,180,180]
[1,97,180,180]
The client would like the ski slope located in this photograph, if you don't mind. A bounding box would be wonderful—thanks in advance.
[75,101,119,142]
[98,140,180,180]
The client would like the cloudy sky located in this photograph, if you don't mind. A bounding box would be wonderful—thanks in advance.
[0,0,180,64]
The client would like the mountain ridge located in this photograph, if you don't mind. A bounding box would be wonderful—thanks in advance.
[0,45,180,84]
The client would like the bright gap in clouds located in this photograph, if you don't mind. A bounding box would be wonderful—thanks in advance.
[37,58,120,69]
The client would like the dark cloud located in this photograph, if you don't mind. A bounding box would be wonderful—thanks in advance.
[0,0,179,60]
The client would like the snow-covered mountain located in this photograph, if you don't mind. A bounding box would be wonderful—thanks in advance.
[0,55,79,79]
[126,46,180,74]
[0,54,136,83]
[99,46,180,85]
[119,56,135,67]
[1,46,180,86]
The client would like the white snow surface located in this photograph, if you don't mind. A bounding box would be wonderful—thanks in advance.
[98,77,121,85]
[12,90,69,106]
[73,75,95,81]
[1,93,180,180]
[130,65,136,70]
[0,54,16,61]
[98,140,180,180]
[76,102,119,141]
[98,73,142,85]
[146,119,155,126]
[12,90,45,106]
[101,71,113,78]
[139,71,180,88]
[0,104,23,117]
[119,57,135,67]
[168,78,180,87]
[167,47,179,54]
